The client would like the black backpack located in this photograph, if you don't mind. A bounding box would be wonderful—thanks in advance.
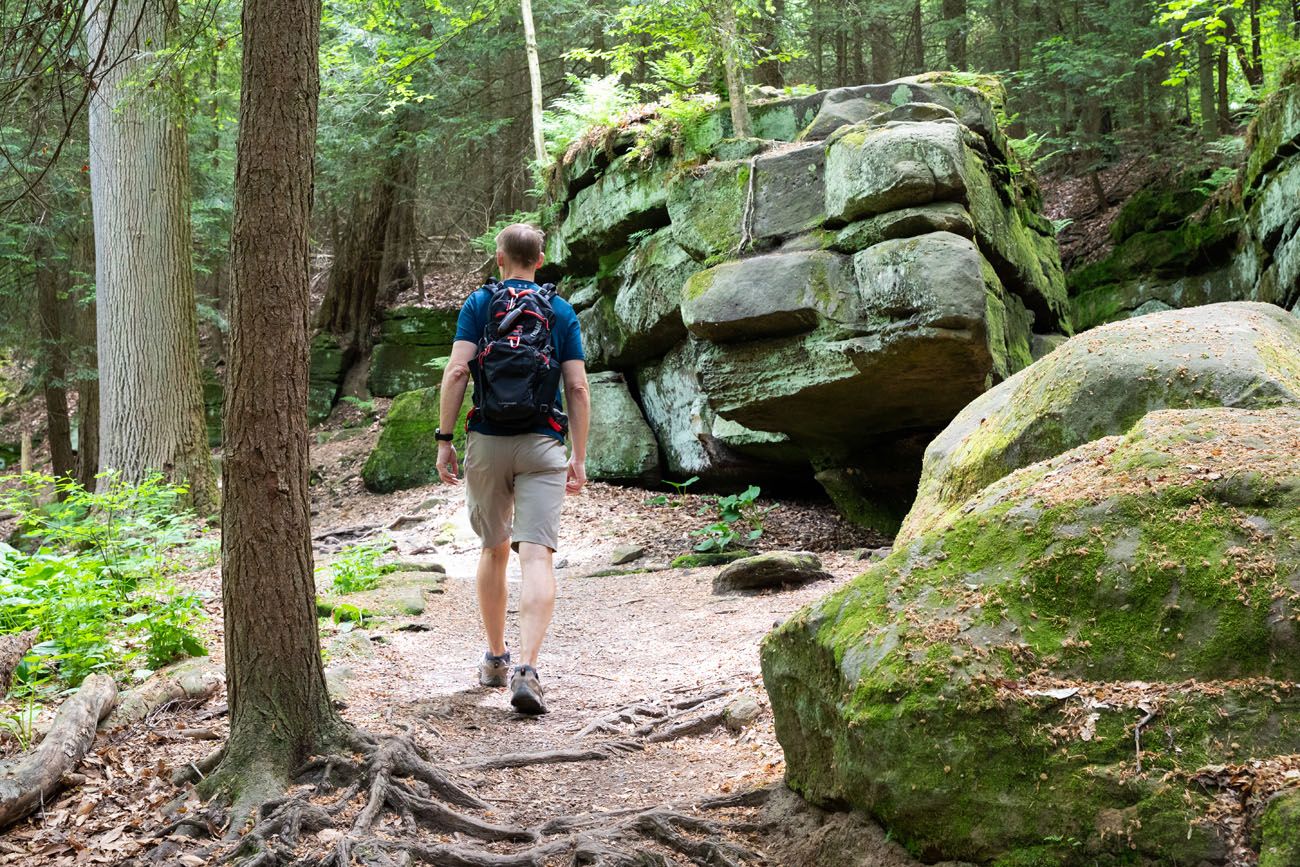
[469,278,568,435]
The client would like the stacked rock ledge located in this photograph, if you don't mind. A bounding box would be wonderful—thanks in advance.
[544,74,1071,529]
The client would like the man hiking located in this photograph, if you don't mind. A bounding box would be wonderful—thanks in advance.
[435,223,589,715]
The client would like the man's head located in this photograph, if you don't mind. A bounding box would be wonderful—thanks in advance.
[495,223,545,277]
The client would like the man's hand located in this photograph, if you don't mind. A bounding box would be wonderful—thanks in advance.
[565,455,586,495]
[437,442,460,485]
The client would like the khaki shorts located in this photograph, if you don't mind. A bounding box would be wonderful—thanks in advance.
[465,431,568,552]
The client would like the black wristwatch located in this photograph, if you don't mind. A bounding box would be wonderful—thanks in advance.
[434,428,454,443]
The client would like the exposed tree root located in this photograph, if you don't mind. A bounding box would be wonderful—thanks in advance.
[458,740,642,771]
[165,686,761,866]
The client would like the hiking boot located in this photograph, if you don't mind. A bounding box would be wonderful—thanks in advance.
[508,664,547,714]
[478,650,511,687]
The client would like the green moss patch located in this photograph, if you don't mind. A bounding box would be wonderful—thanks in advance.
[764,407,1300,865]
[362,386,471,494]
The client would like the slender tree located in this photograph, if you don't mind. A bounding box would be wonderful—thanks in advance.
[521,0,547,166]
[200,0,344,808]
[84,0,217,513]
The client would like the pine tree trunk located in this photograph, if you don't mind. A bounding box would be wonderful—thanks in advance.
[943,0,967,69]
[909,0,925,73]
[84,0,217,514]
[869,18,893,82]
[204,0,344,806]
[1216,46,1231,131]
[753,0,784,88]
[36,251,74,482]
[1198,35,1217,137]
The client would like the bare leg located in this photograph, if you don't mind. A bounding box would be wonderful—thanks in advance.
[516,541,556,667]
[476,541,511,657]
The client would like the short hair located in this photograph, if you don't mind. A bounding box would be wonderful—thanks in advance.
[496,223,545,267]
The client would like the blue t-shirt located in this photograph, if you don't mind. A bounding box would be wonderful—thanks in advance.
[455,278,584,442]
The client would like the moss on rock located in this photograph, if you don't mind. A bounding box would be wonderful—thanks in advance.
[763,407,1300,865]
[362,386,471,494]
[900,302,1300,546]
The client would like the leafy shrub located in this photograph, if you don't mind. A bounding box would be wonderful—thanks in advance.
[0,472,211,687]
[319,538,393,594]
[691,485,771,553]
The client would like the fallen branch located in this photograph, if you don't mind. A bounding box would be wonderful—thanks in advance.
[101,660,223,730]
[0,673,116,829]
[0,628,38,697]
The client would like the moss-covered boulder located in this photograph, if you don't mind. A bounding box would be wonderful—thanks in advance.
[667,159,749,261]
[824,119,968,224]
[367,306,460,398]
[362,386,471,494]
[586,371,659,485]
[763,406,1300,865]
[900,302,1300,546]
[309,333,349,425]
[559,154,671,269]
[682,250,853,343]
[542,73,1069,527]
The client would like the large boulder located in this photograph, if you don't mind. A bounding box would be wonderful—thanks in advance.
[367,306,460,398]
[900,302,1300,545]
[362,386,471,494]
[681,250,853,343]
[585,371,659,485]
[763,406,1300,865]
[714,551,833,593]
[542,74,1069,528]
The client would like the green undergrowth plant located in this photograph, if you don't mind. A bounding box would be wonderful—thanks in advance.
[691,484,772,553]
[644,474,698,506]
[0,471,213,690]
[318,537,395,595]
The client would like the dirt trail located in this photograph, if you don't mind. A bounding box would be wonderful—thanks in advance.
[2,421,907,865]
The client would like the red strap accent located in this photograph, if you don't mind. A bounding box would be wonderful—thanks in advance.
[548,416,563,432]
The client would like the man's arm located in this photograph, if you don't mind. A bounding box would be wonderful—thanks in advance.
[561,359,590,495]
[436,340,477,484]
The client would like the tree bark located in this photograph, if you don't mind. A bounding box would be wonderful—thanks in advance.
[909,0,925,74]
[943,0,967,69]
[203,0,344,808]
[753,0,784,88]
[869,16,893,82]
[84,0,217,515]
[1197,35,1216,137]
[36,244,74,482]
[520,0,546,167]
[720,4,752,138]
[1216,45,1231,131]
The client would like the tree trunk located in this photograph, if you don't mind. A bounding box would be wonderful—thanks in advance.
[909,0,925,74]
[36,250,74,482]
[943,0,967,70]
[84,0,217,515]
[203,0,344,808]
[314,181,395,357]
[852,24,866,83]
[720,4,752,139]
[753,0,784,88]
[520,0,546,166]
[1197,35,1216,137]
[835,26,847,87]
[869,17,893,82]
[1216,46,1231,131]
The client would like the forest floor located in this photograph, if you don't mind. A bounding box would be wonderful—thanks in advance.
[0,407,942,867]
